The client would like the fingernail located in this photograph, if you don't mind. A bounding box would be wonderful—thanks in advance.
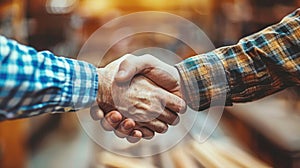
[132,130,142,137]
[122,121,133,130]
[109,115,120,123]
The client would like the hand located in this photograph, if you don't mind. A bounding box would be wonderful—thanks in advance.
[92,55,186,142]
[90,106,144,143]
[115,54,185,99]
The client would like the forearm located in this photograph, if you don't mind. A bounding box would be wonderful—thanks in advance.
[0,36,98,120]
[176,8,300,110]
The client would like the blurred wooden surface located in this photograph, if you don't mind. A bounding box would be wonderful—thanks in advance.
[226,90,300,168]
[0,119,29,168]
[95,139,270,168]
[0,0,28,167]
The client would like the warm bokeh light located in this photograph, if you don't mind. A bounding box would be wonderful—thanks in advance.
[0,0,299,167]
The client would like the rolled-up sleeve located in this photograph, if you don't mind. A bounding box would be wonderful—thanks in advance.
[176,8,300,111]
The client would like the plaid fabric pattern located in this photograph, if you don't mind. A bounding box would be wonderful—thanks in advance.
[0,36,98,120]
[176,8,300,111]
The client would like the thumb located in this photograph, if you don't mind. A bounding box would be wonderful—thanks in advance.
[115,59,136,83]
[115,54,151,83]
[115,54,180,91]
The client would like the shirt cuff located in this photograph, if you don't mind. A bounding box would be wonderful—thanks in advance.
[175,51,232,111]
[58,57,98,112]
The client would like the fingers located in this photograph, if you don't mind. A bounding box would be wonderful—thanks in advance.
[126,130,143,143]
[157,108,180,126]
[114,118,136,138]
[126,127,155,142]
[113,118,158,142]
[100,111,123,131]
[90,105,104,120]
[98,111,143,143]
[137,127,155,140]
[137,119,168,134]
[95,108,162,142]
[159,89,187,114]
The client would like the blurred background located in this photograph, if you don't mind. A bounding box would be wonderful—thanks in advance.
[0,0,299,167]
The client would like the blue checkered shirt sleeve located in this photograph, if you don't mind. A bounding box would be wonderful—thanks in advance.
[0,36,98,120]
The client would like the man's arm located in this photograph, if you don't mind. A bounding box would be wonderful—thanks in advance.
[113,8,300,111]
[0,35,98,120]
[175,8,300,110]
[0,36,181,143]
[83,8,300,142]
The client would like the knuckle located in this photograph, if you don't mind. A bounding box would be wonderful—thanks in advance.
[179,100,187,113]
[150,102,162,112]
[156,122,168,133]
[173,97,186,112]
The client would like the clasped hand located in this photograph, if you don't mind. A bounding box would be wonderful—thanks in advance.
[90,54,186,143]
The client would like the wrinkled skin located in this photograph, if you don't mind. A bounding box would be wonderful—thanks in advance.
[92,54,186,143]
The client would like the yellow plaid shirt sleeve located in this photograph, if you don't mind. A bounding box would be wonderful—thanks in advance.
[175,8,300,111]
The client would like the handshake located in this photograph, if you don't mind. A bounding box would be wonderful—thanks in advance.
[90,54,187,143]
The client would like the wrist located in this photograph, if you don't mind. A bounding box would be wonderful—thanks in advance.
[174,66,189,103]
[96,68,114,111]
